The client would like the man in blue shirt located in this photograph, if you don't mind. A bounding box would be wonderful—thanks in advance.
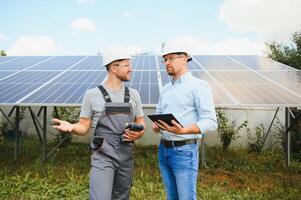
[152,45,217,200]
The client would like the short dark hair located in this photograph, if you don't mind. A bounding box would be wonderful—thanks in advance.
[176,52,192,62]
[105,59,127,71]
[163,52,192,62]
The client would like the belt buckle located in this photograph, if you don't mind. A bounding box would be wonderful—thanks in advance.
[162,140,171,148]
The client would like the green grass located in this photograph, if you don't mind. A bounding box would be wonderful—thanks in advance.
[0,137,300,200]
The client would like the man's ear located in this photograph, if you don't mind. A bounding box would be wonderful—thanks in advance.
[110,64,118,73]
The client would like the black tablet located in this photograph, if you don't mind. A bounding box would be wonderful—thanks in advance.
[147,113,183,127]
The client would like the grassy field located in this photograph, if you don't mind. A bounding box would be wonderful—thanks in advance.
[0,137,300,200]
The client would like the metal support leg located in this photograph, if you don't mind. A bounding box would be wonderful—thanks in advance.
[37,107,44,117]
[28,107,43,144]
[284,108,301,167]
[285,108,290,167]
[0,108,15,128]
[14,106,20,161]
[261,107,279,149]
[8,106,16,117]
[42,106,47,162]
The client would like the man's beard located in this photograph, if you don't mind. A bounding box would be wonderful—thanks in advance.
[166,67,175,76]
[167,71,175,76]
[117,74,130,82]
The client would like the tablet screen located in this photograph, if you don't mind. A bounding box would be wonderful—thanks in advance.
[147,113,183,127]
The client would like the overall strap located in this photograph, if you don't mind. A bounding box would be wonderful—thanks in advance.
[124,86,130,103]
[98,85,111,102]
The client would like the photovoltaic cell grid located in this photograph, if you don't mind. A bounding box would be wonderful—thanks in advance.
[0,56,50,70]
[0,55,300,107]
[22,71,107,104]
[193,56,301,107]
[0,71,61,104]
[125,56,159,104]
[70,56,103,70]
[0,71,16,79]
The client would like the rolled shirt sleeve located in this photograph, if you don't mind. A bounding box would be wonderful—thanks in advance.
[80,91,93,119]
[195,82,217,133]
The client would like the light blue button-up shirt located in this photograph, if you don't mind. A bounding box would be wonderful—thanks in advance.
[155,72,217,141]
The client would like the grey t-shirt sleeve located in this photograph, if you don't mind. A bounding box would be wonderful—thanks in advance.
[80,91,93,119]
[132,89,144,118]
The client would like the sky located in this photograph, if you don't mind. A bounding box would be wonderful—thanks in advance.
[0,0,300,56]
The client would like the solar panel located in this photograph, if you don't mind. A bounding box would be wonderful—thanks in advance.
[70,56,102,70]
[228,55,297,71]
[124,55,160,104]
[0,71,61,84]
[29,56,85,70]
[194,55,246,70]
[0,84,41,104]
[0,71,16,79]
[0,56,18,63]
[0,55,300,107]
[21,71,106,104]
[132,55,156,70]
[0,56,51,70]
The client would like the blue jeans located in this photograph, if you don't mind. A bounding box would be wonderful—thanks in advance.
[158,142,199,200]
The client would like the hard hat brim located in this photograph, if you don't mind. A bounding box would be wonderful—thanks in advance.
[162,51,192,62]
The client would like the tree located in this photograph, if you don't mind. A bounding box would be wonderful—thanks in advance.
[0,50,6,56]
[266,31,301,70]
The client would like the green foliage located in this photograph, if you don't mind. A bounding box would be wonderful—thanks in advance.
[272,115,301,162]
[266,30,301,70]
[217,109,248,151]
[1,139,301,199]
[0,50,6,56]
[52,107,80,145]
[8,106,26,129]
[273,117,285,151]
[247,124,265,154]
[205,146,285,173]
[52,106,80,123]
[0,106,27,139]
[0,120,8,139]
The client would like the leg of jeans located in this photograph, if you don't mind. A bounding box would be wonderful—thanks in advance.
[158,144,179,200]
[171,144,199,200]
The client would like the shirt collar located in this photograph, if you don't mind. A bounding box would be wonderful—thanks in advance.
[104,83,125,93]
[171,72,191,84]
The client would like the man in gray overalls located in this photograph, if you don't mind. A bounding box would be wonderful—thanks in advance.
[53,47,145,200]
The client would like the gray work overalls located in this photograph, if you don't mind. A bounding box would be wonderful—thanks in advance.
[90,85,135,200]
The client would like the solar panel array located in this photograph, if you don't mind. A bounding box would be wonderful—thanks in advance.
[0,55,300,107]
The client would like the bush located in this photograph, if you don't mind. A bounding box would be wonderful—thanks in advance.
[52,107,80,124]
[273,117,285,151]
[217,109,248,151]
[52,107,81,145]
[248,124,265,154]
[0,106,27,139]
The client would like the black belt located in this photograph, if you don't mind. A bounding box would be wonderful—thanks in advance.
[161,139,197,148]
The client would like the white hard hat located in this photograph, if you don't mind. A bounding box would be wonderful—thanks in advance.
[102,47,131,66]
[162,43,192,62]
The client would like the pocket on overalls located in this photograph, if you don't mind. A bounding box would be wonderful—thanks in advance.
[92,138,110,155]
